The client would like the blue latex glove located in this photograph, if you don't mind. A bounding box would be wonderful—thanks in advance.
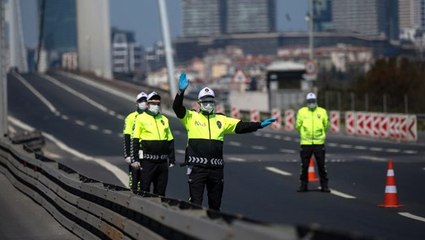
[260,117,277,127]
[178,72,189,92]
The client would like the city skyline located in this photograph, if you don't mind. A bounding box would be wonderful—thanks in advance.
[20,0,308,49]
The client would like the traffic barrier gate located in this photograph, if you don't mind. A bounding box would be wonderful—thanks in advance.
[271,108,281,130]
[284,110,295,131]
[330,111,340,133]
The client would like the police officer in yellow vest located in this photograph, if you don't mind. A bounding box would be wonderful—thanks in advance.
[296,92,330,192]
[131,92,175,196]
[173,72,276,211]
[123,92,147,192]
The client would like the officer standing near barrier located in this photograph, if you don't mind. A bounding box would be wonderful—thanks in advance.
[131,92,175,196]
[173,72,276,211]
[123,92,147,193]
[296,92,330,192]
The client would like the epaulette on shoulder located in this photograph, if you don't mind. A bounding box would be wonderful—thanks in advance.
[215,112,225,116]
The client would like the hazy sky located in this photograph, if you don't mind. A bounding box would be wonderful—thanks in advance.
[20,0,308,48]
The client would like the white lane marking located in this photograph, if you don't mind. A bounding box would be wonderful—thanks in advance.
[273,135,282,140]
[328,188,356,199]
[117,115,125,120]
[252,145,265,150]
[42,75,111,114]
[176,149,185,154]
[403,150,418,154]
[61,115,69,120]
[398,212,425,223]
[89,124,99,130]
[75,120,85,126]
[8,116,129,187]
[254,132,262,137]
[369,147,383,152]
[423,168,425,171]
[228,157,245,162]
[386,148,400,153]
[264,133,272,138]
[102,129,112,134]
[265,166,292,176]
[8,126,17,134]
[353,145,367,150]
[283,136,292,141]
[358,156,387,162]
[14,73,58,114]
[328,143,338,147]
[229,141,241,147]
[341,144,352,148]
[280,149,296,154]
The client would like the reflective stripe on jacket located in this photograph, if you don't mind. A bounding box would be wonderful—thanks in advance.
[180,109,240,168]
[296,106,329,145]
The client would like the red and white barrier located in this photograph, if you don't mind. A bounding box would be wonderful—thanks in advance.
[330,111,340,133]
[230,106,240,119]
[271,108,281,130]
[250,109,260,122]
[284,110,295,131]
[345,111,356,135]
[406,115,417,141]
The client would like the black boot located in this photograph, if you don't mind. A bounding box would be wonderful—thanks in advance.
[321,184,330,193]
[297,183,308,192]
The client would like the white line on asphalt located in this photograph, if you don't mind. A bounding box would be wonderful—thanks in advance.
[398,212,425,223]
[75,120,85,126]
[354,146,367,150]
[102,129,112,134]
[228,157,245,162]
[265,166,292,176]
[386,148,400,153]
[254,132,262,137]
[403,150,418,154]
[14,73,58,114]
[340,144,352,148]
[229,141,242,147]
[273,135,282,139]
[358,156,387,162]
[42,75,111,115]
[176,149,185,154]
[283,136,292,141]
[328,143,338,147]
[89,125,99,130]
[369,147,383,152]
[61,115,69,120]
[252,145,265,150]
[280,149,296,154]
[328,189,356,199]
[8,116,129,187]
[264,133,272,138]
[117,115,125,120]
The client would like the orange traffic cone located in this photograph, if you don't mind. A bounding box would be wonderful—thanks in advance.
[308,157,319,182]
[378,160,403,208]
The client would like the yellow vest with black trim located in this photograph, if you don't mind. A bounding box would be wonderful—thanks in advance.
[132,112,173,160]
[180,110,240,168]
[296,106,329,145]
[123,111,139,135]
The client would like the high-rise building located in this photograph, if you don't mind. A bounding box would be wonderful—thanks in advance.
[332,0,398,40]
[182,0,224,37]
[111,28,142,73]
[226,0,276,34]
[40,0,77,52]
[182,0,275,37]
[399,0,425,30]
[313,0,333,32]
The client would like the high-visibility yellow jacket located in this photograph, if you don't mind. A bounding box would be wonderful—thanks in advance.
[122,111,141,158]
[296,106,329,145]
[132,112,175,163]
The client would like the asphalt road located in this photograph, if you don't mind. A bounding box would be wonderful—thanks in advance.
[5,72,425,240]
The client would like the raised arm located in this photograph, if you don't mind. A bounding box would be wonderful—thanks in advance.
[173,72,189,119]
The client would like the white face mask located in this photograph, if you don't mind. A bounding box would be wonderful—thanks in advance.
[148,104,160,115]
[307,103,317,110]
[138,102,147,110]
[200,102,215,114]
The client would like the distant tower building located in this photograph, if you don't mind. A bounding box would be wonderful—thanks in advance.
[226,0,276,33]
[111,28,142,73]
[399,0,425,30]
[182,0,224,37]
[332,0,398,40]
[313,0,333,32]
[182,0,276,37]
[39,0,77,67]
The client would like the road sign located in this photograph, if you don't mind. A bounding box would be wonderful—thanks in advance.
[232,69,250,83]
[305,61,316,75]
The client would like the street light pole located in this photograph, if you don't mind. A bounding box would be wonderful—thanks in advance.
[158,0,177,98]
[308,0,314,61]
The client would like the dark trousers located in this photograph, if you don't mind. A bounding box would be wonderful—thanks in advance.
[140,160,168,196]
[188,166,224,211]
[300,144,329,187]
[129,165,141,193]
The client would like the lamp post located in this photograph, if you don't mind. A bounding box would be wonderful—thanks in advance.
[0,0,7,137]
